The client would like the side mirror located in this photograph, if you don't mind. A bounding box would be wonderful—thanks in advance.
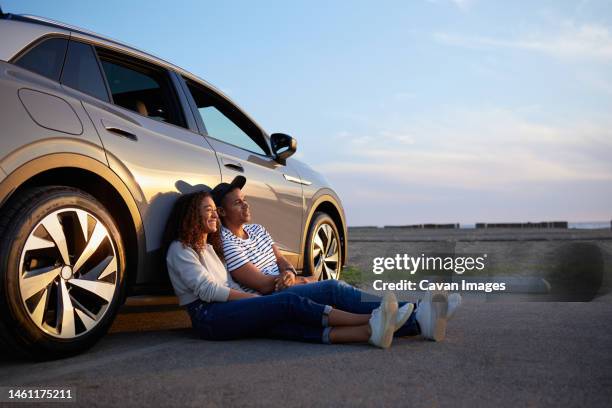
[270,133,297,165]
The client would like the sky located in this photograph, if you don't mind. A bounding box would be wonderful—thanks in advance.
[4,0,612,226]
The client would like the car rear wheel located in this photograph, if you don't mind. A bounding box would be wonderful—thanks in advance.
[303,212,342,281]
[0,186,125,360]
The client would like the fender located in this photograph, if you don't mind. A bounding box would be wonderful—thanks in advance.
[0,152,146,285]
[0,136,108,183]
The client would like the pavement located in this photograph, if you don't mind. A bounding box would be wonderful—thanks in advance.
[1,293,611,407]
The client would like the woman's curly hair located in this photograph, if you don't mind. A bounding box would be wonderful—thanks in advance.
[162,191,225,263]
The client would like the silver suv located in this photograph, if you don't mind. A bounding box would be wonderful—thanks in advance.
[0,11,347,359]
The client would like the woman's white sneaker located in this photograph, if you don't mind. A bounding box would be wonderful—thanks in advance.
[368,292,398,349]
[447,293,462,320]
[395,303,415,331]
[415,291,449,342]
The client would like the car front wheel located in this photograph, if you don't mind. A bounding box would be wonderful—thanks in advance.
[0,186,125,360]
[303,212,342,281]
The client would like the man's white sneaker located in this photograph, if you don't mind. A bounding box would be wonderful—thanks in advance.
[447,293,462,320]
[368,292,398,349]
[395,303,415,331]
[415,291,449,342]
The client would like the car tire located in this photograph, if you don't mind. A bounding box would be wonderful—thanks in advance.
[303,212,342,281]
[0,186,126,360]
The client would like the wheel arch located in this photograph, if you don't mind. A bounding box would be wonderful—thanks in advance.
[0,153,145,300]
[299,192,347,270]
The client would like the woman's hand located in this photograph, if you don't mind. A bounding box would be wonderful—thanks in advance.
[227,289,260,300]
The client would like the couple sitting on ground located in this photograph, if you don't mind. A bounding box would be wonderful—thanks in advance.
[165,176,461,349]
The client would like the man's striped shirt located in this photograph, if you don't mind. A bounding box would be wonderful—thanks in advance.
[222,224,279,293]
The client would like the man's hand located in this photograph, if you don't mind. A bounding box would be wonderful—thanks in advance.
[275,268,297,291]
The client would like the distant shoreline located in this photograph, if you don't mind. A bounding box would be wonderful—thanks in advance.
[348,221,611,230]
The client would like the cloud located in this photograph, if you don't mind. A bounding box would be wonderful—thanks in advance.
[578,74,612,95]
[332,129,415,146]
[450,0,475,10]
[318,107,612,193]
[426,0,476,11]
[393,92,417,101]
[435,21,612,61]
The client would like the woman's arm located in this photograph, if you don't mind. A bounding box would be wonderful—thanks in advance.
[167,243,232,302]
[227,289,259,300]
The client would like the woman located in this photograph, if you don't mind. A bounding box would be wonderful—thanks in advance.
[212,176,461,342]
[165,190,409,348]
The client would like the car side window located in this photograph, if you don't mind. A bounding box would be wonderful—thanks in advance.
[96,50,185,127]
[184,79,269,155]
[60,40,109,102]
[13,37,68,81]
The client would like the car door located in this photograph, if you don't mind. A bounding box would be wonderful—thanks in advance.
[62,37,222,283]
[179,77,304,263]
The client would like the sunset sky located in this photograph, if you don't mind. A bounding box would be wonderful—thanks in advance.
[6,0,612,226]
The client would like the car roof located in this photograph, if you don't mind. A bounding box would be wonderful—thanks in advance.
[4,13,196,81]
[1,13,269,137]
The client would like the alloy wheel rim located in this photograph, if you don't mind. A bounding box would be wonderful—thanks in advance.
[18,207,118,339]
[311,223,340,280]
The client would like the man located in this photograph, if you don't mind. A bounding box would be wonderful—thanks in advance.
[211,176,461,341]
[211,176,308,295]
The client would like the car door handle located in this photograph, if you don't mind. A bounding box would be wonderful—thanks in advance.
[284,174,312,185]
[224,163,244,172]
[104,125,138,141]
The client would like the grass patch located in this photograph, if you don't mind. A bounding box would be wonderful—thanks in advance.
[341,265,363,286]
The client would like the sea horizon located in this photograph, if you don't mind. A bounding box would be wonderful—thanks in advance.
[348,221,612,229]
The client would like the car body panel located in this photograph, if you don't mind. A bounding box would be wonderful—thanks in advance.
[0,61,108,176]
[18,88,83,135]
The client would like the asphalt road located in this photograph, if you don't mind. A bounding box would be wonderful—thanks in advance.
[1,293,611,407]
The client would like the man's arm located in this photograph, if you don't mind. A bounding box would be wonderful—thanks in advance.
[272,244,294,273]
[230,262,278,294]
[272,244,303,290]
[272,244,318,288]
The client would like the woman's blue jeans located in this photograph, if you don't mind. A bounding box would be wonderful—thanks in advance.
[282,280,420,337]
[187,292,333,343]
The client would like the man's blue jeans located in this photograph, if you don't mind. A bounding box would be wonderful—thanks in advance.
[187,292,333,343]
[282,280,420,337]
